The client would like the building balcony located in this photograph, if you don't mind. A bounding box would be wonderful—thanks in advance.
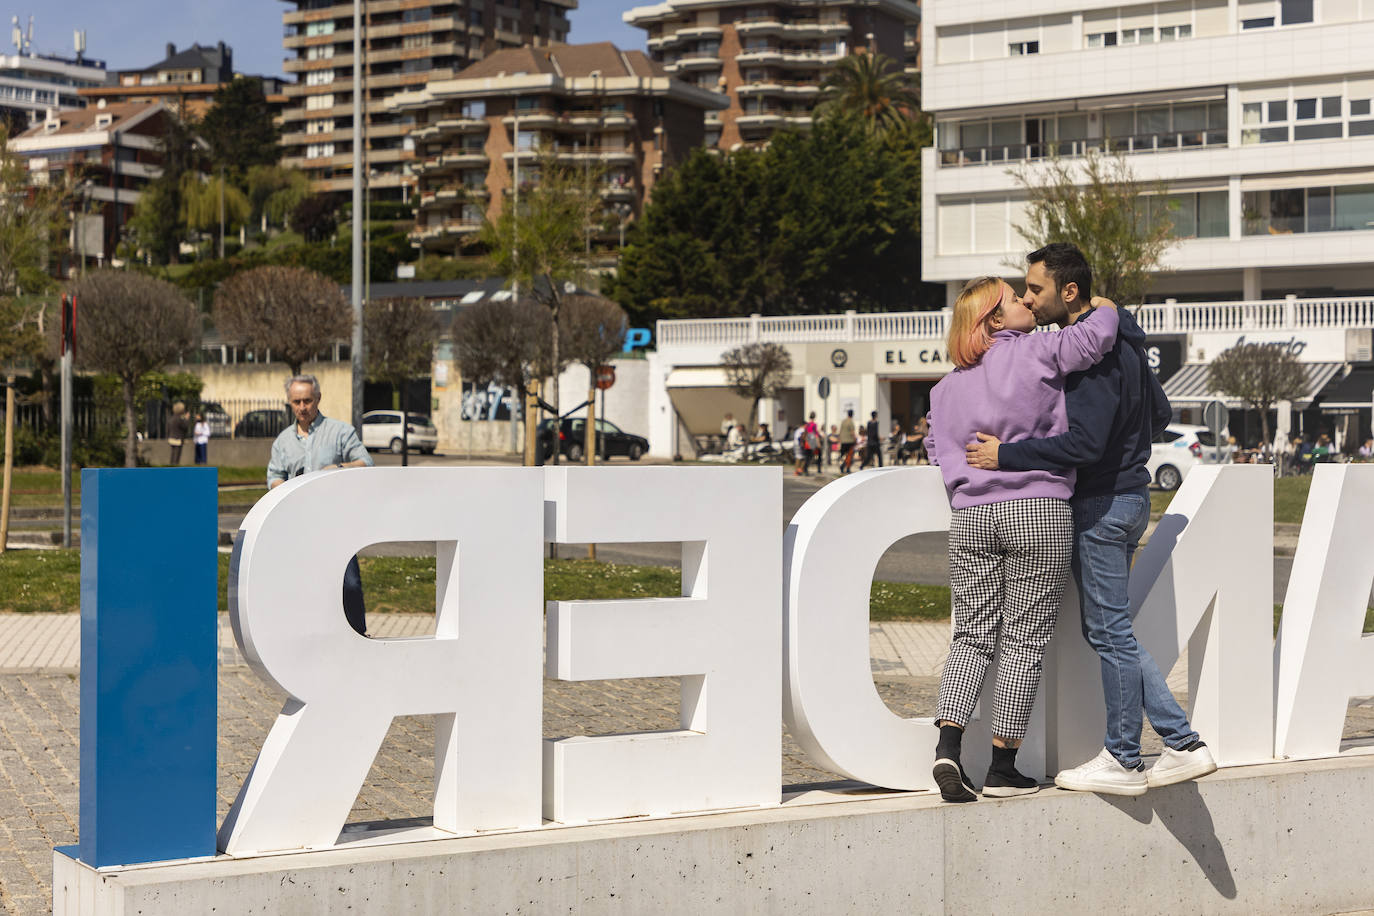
[561,110,636,129]
[736,111,786,129]
[646,34,683,52]
[502,110,560,129]
[777,49,844,68]
[735,49,785,66]
[600,184,636,202]
[937,130,1228,168]
[737,81,784,96]
[283,5,352,26]
[410,219,483,245]
[364,16,459,41]
[677,25,723,40]
[672,53,722,71]
[284,31,356,49]
[412,116,488,141]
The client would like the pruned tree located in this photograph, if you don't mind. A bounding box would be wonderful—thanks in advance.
[454,299,552,465]
[561,295,628,463]
[212,265,350,375]
[290,193,339,242]
[722,341,793,436]
[1009,147,1177,306]
[365,297,438,464]
[1208,343,1308,448]
[480,144,602,460]
[69,270,199,466]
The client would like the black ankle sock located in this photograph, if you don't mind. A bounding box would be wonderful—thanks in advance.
[990,745,1019,776]
[935,724,963,760]
[1179,739,1206,752]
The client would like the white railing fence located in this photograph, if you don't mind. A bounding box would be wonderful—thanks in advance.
[657,296,1374,349]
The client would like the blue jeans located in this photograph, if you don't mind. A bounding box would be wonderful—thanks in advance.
[1071,487,1198,768]
[343,555,367,636]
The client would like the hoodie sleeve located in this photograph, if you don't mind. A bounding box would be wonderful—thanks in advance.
[1147,364,1172,439]
[1036,306,1120,374]
[999,356,1122,472]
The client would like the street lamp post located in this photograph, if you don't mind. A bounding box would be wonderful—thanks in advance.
[350,0,365,434]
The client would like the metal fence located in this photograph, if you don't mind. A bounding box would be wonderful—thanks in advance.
[4,397,291,440]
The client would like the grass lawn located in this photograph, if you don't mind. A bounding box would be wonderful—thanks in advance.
[1150,474,1311,524]
[0,467,268,508]
[0,550,951,621]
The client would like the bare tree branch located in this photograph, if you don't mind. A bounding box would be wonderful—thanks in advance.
[722,342,793,432]
[212,265,350,375]
[1208,343,1309,447]
[69,270,199,466]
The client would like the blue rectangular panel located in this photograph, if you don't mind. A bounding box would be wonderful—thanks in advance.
[77,468,218,867]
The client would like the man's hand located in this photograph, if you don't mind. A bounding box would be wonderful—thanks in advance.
[965,433,1002,470]
[1090,296,1118,311]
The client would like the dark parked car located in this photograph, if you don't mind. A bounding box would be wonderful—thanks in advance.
[235,408,290,439]
[538,418,648,462]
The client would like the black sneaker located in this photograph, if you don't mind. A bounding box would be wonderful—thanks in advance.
[982,765,1040,798]
[933,758,977,803]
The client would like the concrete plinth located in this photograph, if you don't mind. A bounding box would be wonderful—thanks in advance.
[53,754,1374,915]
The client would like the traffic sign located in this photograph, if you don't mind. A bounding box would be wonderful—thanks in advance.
[817,377,831,399]
[1203,400,1228,437]
[594,366,616,390]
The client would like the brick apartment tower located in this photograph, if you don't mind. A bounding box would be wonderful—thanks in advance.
[279,0,575,199]
[391,42,726,255]
[625,0,920,149]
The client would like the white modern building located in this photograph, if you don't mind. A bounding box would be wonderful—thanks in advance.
[920,0,1374,305]
[0,49,107,129]
[648,295,1374,459]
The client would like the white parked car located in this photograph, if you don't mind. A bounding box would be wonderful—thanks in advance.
[1147,423,1224,490]
[361,410,438,454]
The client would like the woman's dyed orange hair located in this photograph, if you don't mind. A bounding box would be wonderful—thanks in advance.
[947,276,1008,369]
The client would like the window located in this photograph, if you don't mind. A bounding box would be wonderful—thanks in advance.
[1008,40,1039,55]
[1352,98,1374,136]
[1120,27,1154,44]
[305,142,335,159]
[1243,184,1374,234]
[461,100,485,118]
[1242,17,1275,29]
[306,45,334,60]
[306,69,335,86]
[305,93,334,110]
[515,96,539,111]
[1280,0,1314,24]
[1086,31,1118,48]
[1159,24,1192,41]
[305,20,335,37]
[306,118,334,134]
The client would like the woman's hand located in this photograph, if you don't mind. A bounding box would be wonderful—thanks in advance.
[1090,296,1118,311]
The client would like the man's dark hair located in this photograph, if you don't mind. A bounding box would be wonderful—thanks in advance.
[1027,243,1092,303]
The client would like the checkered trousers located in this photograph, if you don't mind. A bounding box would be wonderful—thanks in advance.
[936,497,1073,740]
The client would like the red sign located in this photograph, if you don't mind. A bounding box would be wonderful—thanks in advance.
[595,365,616,390]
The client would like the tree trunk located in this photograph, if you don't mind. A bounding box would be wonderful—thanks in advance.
[1259,402,1271,454]
[122,376,138,468]
[549,290,561,466]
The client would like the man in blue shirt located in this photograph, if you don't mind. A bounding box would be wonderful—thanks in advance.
[965,244,1216,796]
[268,375,374,635]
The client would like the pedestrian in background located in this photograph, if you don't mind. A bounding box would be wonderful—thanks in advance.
[861,411,883,468]
[838,410,857,474]
[268,375,374,635]
[193,413,210,465]
[167,401,190,465]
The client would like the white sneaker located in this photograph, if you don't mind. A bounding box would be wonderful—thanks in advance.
[1147,742,1217,788]
[1054,748,1147,797]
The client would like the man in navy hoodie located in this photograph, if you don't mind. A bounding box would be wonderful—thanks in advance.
[965,243,1216,796]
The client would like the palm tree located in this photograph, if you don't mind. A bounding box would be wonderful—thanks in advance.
[817,52,921,134]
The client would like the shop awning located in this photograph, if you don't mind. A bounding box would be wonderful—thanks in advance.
[665,367,753,436]
[1319,367,1374,409]
[1162,362,1345,410]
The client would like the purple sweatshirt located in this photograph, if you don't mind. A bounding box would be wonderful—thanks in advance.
[927,307,1119,509]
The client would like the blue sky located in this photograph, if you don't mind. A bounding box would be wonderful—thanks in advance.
[10,1,646,77]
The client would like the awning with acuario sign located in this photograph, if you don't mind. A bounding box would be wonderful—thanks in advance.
[1162,361,1346,410]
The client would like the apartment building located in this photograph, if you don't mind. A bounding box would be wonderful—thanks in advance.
[390,41,726,255]
[8,100,170,266]
[0,50,108,132]
[921,0,1374,304]
[625,0,920,149]
[78,42,287,121]
[279,0,575,199]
